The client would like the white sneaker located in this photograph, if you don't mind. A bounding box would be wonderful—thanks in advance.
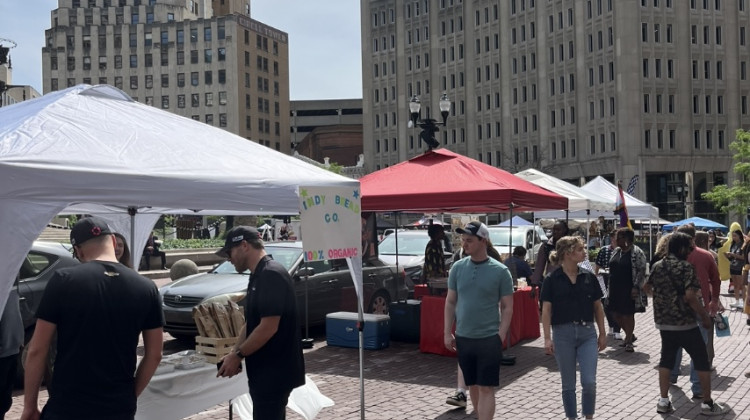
[731,300,745,309]
[613,332,623,340]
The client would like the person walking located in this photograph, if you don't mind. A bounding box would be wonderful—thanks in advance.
[724,229,746,309]
[444,221,514,420]
[670,226,723,390]
[216,226,305,420]
[22,216,164,420]
[644,232,730,416]
[541,236,607,420]
[594,230,622,340]
[606,228,647,352]
[530,220,570,295]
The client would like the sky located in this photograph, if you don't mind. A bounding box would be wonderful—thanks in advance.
[0,0,363,100]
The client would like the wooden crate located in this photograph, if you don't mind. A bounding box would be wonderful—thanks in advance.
[195,336,238,363]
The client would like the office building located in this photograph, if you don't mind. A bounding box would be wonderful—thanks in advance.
[362,0,745,221]
[291,98,363,167]
[42,0,291,153]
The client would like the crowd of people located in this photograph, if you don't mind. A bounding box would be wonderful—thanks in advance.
[437,217,747,419]
[4,214,750,419]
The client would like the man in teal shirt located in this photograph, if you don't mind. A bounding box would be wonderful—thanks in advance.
[444,221,514,420]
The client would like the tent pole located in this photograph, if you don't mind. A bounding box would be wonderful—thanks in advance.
[127,206,137,268]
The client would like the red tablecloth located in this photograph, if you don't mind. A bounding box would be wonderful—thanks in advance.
[419,287,540,356]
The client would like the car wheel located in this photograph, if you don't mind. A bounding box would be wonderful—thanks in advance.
[368,290,391,315]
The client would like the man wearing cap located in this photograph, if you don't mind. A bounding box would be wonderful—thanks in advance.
[216,226,305,420]
[22,216,163,420]
[444,221,514,420]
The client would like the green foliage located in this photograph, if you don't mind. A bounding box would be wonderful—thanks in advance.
[588,248,599,262]
[326,162,343,174]
[702,129,750,214]
[161,238,224,250]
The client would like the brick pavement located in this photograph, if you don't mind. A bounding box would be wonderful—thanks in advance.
[7,285,750,419]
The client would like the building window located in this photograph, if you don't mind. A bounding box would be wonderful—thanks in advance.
[191,72,199,86]
[161,95,169,109]
[129,55,137,68]
[177,94,185,108]
[161,74,169,88]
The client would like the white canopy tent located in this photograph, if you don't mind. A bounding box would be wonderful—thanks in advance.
[579,176,660,220]
[515,168,613,216]
[0,84,360,316]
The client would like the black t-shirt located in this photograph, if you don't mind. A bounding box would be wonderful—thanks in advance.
[540,267,603,325]
[245,256,305,395]
[35,261,163,418]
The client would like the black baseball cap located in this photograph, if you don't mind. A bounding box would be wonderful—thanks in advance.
[216,226,261,258]
[70,216,113,246]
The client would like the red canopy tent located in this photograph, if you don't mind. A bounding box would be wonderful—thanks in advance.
[361,149,568,213]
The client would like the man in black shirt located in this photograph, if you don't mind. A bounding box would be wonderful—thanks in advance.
[216,226,305,420]
[22,216,164,420]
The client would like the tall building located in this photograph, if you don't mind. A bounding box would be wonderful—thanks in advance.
[361,0,744,221]
[42,0,291,153]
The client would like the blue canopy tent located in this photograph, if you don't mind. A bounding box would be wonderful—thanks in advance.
[662,216,728,233]
[495,215,534,227]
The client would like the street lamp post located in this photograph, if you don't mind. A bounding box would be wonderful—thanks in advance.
[408,93,451,151]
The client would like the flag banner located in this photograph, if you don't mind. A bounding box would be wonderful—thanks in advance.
[615,181,633,229]
[626,175,639,195]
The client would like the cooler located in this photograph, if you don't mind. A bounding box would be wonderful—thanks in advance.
[326,312,390,350]
[389,300,421,342]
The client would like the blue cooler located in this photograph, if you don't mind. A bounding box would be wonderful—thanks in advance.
[326,312,390,350]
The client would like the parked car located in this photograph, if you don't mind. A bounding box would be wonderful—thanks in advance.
[13,241,79,383]
[377,230,453,284]
[159,241,409,339]
[486,225,548,261]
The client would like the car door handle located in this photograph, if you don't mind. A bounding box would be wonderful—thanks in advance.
[18,296,26,301]
[322,279,339,285]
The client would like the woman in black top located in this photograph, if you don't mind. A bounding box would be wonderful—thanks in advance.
[541,236,606,420]
[725,229,746,309]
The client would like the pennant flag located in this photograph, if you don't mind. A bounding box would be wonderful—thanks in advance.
[626,174,639,195]
[615,181,633,229]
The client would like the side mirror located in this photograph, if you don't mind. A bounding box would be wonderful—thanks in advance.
[296,266,315,278]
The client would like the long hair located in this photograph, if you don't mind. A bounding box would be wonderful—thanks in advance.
[113,232,133,268]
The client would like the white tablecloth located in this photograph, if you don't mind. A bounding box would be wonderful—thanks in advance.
[136,363,246,420]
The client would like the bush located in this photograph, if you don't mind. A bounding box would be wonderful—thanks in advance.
[161,238,224,250]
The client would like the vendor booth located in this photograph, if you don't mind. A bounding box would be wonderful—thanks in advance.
[0,84,360,317]
[360,149,569,355]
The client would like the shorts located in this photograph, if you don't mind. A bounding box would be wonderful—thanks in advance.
[658,328,710,372]
[455,334,502,387]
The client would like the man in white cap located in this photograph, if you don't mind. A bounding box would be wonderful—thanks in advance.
[444,221,514,420]
[22,216,163,420]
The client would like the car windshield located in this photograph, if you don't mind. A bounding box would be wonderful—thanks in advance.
[378,234,428,255]
[487,228,529,246]
[212,246,302,274]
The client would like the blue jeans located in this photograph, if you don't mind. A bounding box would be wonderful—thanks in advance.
[552,322,599,418]
[670,323,709,395]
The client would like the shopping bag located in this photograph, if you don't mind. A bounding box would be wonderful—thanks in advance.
[714,313,731,337]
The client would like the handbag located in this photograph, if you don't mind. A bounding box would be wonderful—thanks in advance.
[714,313,731,337]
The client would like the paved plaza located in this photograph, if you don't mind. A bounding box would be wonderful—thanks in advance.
[7,284,750,419]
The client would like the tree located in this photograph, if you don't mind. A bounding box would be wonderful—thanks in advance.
[702,129,750,214]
